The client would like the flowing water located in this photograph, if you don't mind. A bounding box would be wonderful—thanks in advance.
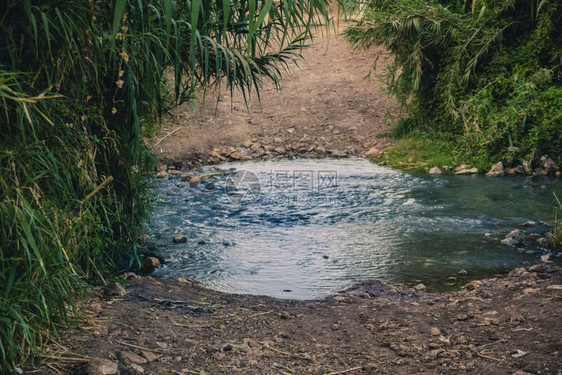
[146,158,562,299]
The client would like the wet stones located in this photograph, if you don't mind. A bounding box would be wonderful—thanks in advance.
[455,167,478,175]
[485,161,504,177]
[173,234,188,244]
[429,166,442,175]
[142,256,161,273]
[501,229,522,247]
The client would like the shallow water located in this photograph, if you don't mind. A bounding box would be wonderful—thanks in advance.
[147,158,561,299]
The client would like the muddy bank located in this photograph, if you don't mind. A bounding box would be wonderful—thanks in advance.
[32,265,562,374]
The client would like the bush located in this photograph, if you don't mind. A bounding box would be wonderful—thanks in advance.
[345,0,562,166]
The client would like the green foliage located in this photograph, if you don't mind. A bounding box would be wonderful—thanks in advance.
[0,0,331,371]
[345,0,562,166]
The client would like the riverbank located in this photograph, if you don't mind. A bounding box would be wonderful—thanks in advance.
[30,265,562,374]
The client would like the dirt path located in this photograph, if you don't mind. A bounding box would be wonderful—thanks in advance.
[153,28,397,167]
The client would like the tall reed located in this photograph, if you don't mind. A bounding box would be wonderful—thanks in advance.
[0,0,332,371]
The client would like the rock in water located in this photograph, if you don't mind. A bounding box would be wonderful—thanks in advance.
[428,167,442,175]
[486,161,504,177]
[173,234,187,243]
[501,229,522,246]
[455,167,478,175]
[534,156,559,175]
[142,256,160,273]
[87,358,119,375]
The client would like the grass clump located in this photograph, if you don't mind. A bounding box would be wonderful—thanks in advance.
[370,131,460,173]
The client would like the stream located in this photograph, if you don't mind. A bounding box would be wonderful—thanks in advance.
[146,158,561,299]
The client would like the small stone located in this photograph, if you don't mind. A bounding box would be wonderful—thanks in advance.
[189,176,201,184]
[522,221,537,227]
[119,351,148,365]
[129,364,144,373]
[429,327,441,336]
[414,283,426,291]
[546,285,562,290]
[458,269,468,275]
[273,137,284,144]
[455,167,478,175]
[279,311,291,320]
[177,277,193,284]
[221,343,233,352]
[501,237,520,246]
[173,235,187,244]
[507,165,525,175]
[142,256,160,272]
[141,350,158,363]
[509,267,526,277]
[242,140,253,148]
[239,155,252,161]
[229,152,242,160]
[365,147,382,158]
[181,173,192,180]
[455,164,468,172]
[103,282,126,297]
[273,146,286,154]
[429,167,442,175]
[156,171,166,178]
[169,170,182,176]
[465,280,481,290]
[330,150,348,158]
[506,229,521,238]
[485,161,504,177]
[87,358,119,375]
[456,314,469,321]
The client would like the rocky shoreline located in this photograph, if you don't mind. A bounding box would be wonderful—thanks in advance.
[31,265,562,375]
